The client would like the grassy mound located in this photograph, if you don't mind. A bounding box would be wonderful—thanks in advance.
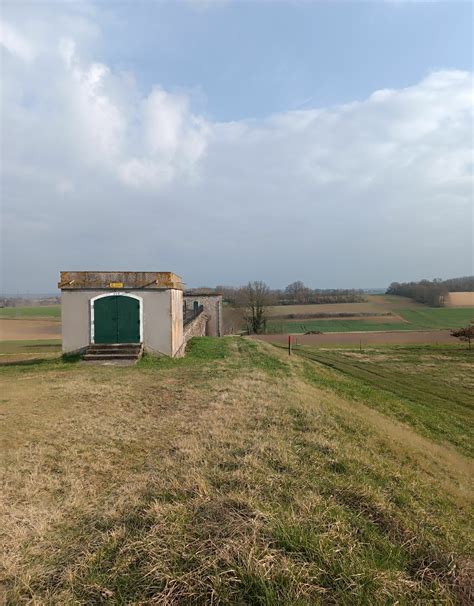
[1,338,472,604]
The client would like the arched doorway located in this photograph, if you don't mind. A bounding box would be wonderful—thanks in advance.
[91,294,142,344]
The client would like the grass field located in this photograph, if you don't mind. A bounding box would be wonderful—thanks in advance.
[398,308,474,328]
[266,307,474,334]
[0,305,61,319]
[1,337,472,604]
[366,294,430,310]
[291,344,474,456]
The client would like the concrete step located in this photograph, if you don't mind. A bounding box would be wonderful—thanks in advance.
[83,343,143,362]
[83,353,141,361]
[87,343,141,350]
[87,348,140,355]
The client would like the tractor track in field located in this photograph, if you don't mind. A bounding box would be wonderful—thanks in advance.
[291,348,473,411]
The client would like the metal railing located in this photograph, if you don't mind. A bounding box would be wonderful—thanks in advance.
[183,304,204,326]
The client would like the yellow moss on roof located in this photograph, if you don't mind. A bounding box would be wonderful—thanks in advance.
[58,271,183,290]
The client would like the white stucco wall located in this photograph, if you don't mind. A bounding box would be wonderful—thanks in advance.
[61,289,184,356]
[170,289,184,356]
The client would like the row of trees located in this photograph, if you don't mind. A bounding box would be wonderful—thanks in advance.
[219,281,365,334]
[214,281,365,307]
[442,276,474,291]
[386,276,474,307]
[280,281,365,305]
[206,281,366,334]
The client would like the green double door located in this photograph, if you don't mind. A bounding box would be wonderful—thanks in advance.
[93,296,140,344]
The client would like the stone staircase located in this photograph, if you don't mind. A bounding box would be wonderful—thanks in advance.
[83,343,143,363]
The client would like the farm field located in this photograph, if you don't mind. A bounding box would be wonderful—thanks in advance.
[267,302,385,315]
[0,318,61,341]
[365,294,430,310]
[266,295,429,317]
[290,344,474,456]
[1,337,472,604]
[0,305,60,318]
[0,306,61,343]
[266,307,474,334]
[446,292,474,307]
[255,329,457,347]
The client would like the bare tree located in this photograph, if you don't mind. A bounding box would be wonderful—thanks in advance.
[285,281,311,304]
[240,281,271,334]
[451,322,474,350]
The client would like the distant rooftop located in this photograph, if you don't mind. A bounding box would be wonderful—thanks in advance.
[184,291,222,297]
[58,271,183,290]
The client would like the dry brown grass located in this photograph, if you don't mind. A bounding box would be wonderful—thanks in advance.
[1,338,472,604]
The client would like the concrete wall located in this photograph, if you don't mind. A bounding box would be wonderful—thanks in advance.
[170,289,184,356]
[61,289,184,356]
[183,295,223,337]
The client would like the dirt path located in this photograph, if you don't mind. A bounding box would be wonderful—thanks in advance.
[253,329,457,346]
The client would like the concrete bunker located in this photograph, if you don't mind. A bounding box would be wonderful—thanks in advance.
[59,271,222,358]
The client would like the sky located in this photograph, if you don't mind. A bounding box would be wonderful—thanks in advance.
[1,0,473,293]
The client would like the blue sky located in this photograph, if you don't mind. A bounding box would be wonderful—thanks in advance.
[1,1,473,292]
[97,1,473,120]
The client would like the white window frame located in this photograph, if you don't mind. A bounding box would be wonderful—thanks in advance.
[90,292,143,344]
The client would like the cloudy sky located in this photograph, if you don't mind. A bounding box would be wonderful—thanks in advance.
[1,0,473,293]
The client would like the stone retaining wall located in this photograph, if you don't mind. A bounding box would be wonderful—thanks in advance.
[183,294,223,337]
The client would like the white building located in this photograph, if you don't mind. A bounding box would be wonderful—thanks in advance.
[59,271,222,359]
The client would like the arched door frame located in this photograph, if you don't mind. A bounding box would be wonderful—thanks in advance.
[90,292,143,344]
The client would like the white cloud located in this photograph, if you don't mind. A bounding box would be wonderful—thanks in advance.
[57,37,125,166]
[119,87,209,189]
[0,20,35,61]
[1,11,473,291]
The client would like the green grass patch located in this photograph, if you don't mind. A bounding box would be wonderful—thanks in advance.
[293,345,474,456]
[138,336,289,378]
[137,336,233,370]
[267,319,406,333]
[0,353,80,372]
[0,305,61,318]
[398,307,474,328]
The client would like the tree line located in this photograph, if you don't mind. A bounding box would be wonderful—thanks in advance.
[212,281,365,307]
[190,275,474,334]
[386,276,474,307]
[188,281,367,334]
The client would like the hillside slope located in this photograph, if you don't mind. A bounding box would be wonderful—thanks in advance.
[1,338,472,604]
